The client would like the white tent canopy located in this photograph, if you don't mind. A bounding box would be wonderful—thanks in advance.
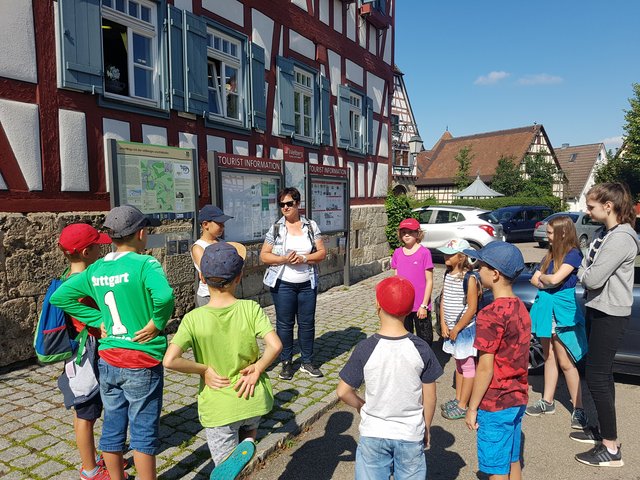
[455,174,504,198]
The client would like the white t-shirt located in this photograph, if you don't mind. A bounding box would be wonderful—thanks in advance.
[280,233,313,283]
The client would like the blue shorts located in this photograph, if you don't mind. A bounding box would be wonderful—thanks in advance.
[477,405,525,475]
[97,359,164,456]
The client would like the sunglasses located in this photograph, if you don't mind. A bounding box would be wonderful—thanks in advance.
[279,201,296,208]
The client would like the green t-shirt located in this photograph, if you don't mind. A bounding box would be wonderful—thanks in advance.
[171,300,275,427]
[50,252,175,361]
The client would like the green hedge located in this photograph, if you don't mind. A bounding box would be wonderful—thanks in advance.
[450,196,563,211]
[384,191,415,250]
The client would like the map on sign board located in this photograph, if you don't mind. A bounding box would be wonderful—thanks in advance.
[115,142,196,218]
[221,171,281,242]
[311,180,346,232]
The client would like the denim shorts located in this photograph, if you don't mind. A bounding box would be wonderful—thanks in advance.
[477,405,525,475]
[355,436,426,480]
[205,416,261,466]
[97,359,164,456]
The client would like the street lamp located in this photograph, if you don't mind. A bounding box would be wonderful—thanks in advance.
[408,134,423,174]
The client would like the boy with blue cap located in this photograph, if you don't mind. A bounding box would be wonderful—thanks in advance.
[462,242,531,480]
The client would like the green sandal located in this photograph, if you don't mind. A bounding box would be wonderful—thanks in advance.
[210,440,256,480]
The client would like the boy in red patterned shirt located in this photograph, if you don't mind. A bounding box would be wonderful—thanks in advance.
[462,242,531,480]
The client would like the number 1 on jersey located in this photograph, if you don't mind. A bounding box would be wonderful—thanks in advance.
[104,291,128,335]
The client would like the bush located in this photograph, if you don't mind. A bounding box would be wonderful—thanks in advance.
[385,191,414,250]
[408,196,438,209]
[450,196,563,212]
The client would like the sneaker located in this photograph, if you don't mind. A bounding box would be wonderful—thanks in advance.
[525,398,556,416]
[278,361,295,380]
[80,466,129,479]
[96,454,131,470]
[571,408,589,430]
[575,444,624,467]
[210,439,256,479]
[570,426,603,444]
[440,399,457,411]
[300,363,323,378]
[441,404,467,420]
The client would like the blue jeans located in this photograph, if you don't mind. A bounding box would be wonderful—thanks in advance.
[271,280,317,364]
[355,436,426,480]
[98,359,164,455]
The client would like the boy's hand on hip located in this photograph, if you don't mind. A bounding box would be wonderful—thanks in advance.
[465,409,478,430]
[133,320,160,343]
[100,323,108,339]
[203,367,230,389]
[235,364,261,399]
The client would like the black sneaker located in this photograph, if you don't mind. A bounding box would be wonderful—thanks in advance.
[571,408,589,430]
[300,363,323,377]
[279,361,295,380]
[570,426,602,444]
[575,444,623,467]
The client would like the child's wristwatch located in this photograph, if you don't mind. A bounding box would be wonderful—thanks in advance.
[302,255,308,263]
[420,304,428,310]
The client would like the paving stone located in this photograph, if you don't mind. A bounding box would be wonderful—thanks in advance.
[31,459,67,478]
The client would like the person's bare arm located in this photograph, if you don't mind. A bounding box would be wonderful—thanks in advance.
[422,382,436,448]
[465,351,494,430]
[163,343,230,389]
[449,278,478,341]
[191,243,205,271]
[336,380,365,413]
[417,269,434,320]
[260,241,297,266]
[539,263,575,287]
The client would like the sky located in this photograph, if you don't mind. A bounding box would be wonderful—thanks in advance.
[394,1,640,153]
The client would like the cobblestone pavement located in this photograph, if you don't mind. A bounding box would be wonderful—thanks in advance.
[0,267,445,479]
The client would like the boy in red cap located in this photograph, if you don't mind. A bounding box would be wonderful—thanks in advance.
[57,223,114,480]
[337,276,443,479]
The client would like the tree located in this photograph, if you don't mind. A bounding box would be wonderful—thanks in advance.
[595,83,640,199]
[491,155,525,196]
[522,151,556,197]
[454,146,474,190]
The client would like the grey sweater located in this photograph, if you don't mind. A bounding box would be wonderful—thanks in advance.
[578,223,640,317]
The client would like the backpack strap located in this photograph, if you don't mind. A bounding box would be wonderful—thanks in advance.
[462,271,482,306]
[74,327,89,365]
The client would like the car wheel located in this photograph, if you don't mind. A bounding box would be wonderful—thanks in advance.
[467,241,482,250]
[579,235,588,249]
[529,334,545,374]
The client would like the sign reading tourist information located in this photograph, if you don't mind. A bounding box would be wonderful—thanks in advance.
[112,141,197,219]
[214,153,283,243]
[309,164,348,233]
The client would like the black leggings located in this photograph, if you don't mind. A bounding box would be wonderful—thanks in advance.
[404,311,433,346]
[585,307,630,440]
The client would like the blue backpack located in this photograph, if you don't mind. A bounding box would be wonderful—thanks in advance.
[33,274,81,364]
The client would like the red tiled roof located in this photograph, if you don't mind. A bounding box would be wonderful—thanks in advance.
[555,143,604,197]
[416,125,550,186]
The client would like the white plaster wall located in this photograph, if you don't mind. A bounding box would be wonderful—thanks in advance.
[202,0,243,27]
[207,135,226,154]
[232,140,249,155]
[58,109,89,191]
[308,152,318,164]
[270,147,284,160]
[289,30,315,60]
[103,118,130,192]
[328,49,341,96]
[179,132,198,158]
[357,163,365,197]
[358,17,367,49]
[278,26,284,56]
[338,156,344,167]
[368,161,375,196]
[323,155,335,166]
[0,174,7,190]
[256,144,264,157]
[378,122,389,158]
[383,25,392,65]
[346,3,356,41]
[142,125,168,146]
[348,162,355,197]
[173,0,192,12]
[319,0,330,25]
[291,0,307,12]
[373,163,389,197]
[0,0,37,83]
[369,28,376,55]
[345,59,363,86]
[0,99,42,190]
[252,10,275,70]
[366,72,385,115]
[333,0,343,33]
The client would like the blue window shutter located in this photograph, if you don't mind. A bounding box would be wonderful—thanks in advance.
[337,85,351,148]
[276,56,295,137]
[250,43,267,131]
[320,75,331,145]
[183,11,208,116]
[366,96,374,155]
[58,0,103,94]
[167,5,185,111]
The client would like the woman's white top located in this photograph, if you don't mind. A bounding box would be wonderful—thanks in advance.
[279,233,313,283]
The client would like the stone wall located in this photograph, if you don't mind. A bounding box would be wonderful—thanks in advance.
[0,205,389,367]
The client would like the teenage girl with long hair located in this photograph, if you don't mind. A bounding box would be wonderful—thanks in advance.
[527,216,588,430]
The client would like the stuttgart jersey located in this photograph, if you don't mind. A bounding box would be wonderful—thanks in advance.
[51,251,174,362]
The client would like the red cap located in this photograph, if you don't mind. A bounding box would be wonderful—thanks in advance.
[375,276,415,317]
[58,223,111,254]
[398,218,420,230]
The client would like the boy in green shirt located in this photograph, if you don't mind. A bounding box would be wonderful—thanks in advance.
[163,242,282,479]
[51,205,174,480]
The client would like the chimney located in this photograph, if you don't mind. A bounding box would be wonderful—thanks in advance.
[562,143,569,149]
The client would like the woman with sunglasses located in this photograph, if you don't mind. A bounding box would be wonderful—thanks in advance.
[260,187,327,381]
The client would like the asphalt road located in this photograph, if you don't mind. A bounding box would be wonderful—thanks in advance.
[247,243,640,480]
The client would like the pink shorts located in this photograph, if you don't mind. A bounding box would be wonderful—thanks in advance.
[455,356,476,378]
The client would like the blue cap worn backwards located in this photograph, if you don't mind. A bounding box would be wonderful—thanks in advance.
[462,241,525,279]
[200,242,247,287]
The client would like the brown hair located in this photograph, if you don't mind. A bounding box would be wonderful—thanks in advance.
[397,227,425,244]
[586,182,636,226]
[539,215,579,274]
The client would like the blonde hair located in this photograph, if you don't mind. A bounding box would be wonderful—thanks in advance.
[587,182,636,226]
[539,215,579,274]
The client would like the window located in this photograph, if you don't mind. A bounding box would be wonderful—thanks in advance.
[101,0,158,105]
[294,68,314,140]
[417,209,433,224]
[337,85,372,154]
[435,210,463,224]
[349,94,363,150]
[206,30,243,123]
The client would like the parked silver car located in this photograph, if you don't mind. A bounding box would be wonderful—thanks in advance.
[412,205,505,250]
[533,211,602,248]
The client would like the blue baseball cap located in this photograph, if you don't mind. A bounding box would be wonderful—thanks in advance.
[200,242,246,287]
[462,242,525,279]
[199,205,232,223]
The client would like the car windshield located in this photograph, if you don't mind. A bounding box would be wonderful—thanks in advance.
[478,212,499,224]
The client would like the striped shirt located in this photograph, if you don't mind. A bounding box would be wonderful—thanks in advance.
[442,272,468,329]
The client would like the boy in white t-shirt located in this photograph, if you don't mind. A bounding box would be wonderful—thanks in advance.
[337,276,443,479]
